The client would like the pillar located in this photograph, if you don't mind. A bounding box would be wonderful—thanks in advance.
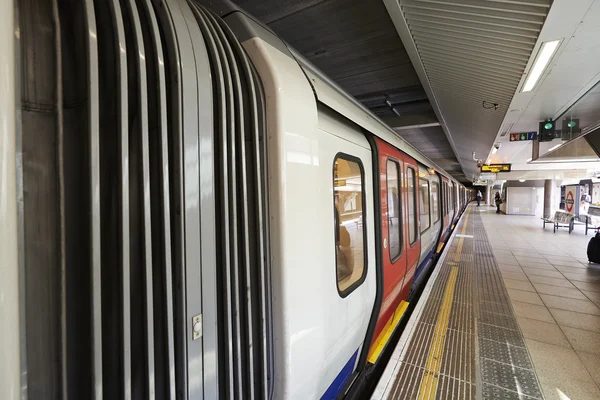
[0,0,21,398]
[544,179,557,217]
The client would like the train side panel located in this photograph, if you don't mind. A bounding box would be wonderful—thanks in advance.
[412,167,442,286]
[366,138,411,363]
[237,29,377,398]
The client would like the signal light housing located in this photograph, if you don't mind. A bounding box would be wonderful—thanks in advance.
[539,120,556,142]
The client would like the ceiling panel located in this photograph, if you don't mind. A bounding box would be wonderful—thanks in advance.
[236,0,467,181]
[383,0,553,181]
[487,0,600,174]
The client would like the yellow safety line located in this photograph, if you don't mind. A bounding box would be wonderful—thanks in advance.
[417,210,470,400]
[368,300,409,364]
[436,242,444,254]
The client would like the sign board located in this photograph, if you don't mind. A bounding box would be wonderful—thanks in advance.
[481,164,511,173]
[565,190,574,213]
[509,132,537,142]
[480,172,497,181]
[564,185,580,215]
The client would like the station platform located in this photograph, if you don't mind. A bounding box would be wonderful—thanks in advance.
[372,205,600,400]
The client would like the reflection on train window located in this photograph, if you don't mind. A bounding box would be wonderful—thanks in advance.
[449,186,454,214]
[419,179,430,232]
[443,182,448,216]
[432,182,440,223]
[407,167,417,244]
[334,156,366,296]
[387,159,401,261]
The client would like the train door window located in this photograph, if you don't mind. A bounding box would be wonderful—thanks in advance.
[432,182,440,223]
[407,167,417,244]
[334,156,366,296]
[387,159,401,261]
[444,183,448,216]
[419,179,430,232]
[441,183,445,216]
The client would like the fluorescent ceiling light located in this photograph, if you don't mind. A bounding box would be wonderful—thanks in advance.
[522,39,561,92]
[487,159,491,165]
[491,147,498,154]
[519,179,526,182]
[548,143,562,152]
[546,158,600,162]
[526,157,532,162]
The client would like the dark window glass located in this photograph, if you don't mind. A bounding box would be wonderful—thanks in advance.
[407,167,417,244]
[419,179,430,232]
[387,160,401,260]
[432,182,440,223]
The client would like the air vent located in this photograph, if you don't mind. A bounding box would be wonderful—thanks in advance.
[500,123,515,137]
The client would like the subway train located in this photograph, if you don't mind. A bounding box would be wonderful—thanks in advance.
[8,0,473,399]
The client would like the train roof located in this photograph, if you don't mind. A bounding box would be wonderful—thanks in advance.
[220,5,462,186]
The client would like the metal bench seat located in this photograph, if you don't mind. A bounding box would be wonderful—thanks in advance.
[542,211,574,233]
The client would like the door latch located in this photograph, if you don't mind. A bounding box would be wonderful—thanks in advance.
[193,314,202,340]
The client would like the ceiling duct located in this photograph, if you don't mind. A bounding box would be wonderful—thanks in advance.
[500,122,515,137]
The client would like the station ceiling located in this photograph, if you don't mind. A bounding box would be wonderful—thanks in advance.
[236,1,600,184]
[489,0,600,181]
[235,0,465,181]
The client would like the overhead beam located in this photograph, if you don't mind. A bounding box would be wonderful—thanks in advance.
[383,112,440,129]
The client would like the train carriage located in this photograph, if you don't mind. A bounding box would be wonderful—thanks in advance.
[5,1,470,399]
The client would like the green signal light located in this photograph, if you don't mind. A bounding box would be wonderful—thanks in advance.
[568,121,577,128]
[544,122,553,130]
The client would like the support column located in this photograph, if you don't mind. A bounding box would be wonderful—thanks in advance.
[0,0,21,398]
[544,179,557,218]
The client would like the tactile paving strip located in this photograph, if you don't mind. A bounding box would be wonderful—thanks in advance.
[385,208,543,399]
[473,213,543,400]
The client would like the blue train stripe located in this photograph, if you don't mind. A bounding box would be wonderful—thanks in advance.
[414,249,435,281]
[320,349,359,400]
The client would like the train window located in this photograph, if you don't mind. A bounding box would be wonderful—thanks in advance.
[407,167,417,245]
[432,182,440,223]
[387,159,401,261]
[419,179,430,232]
[444,183,448,216]
[333,156,366,296]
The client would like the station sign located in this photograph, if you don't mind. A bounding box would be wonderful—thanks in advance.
[565,190,574,213]
[480,173,497,181]
[481,164,511,173]
[509,132,537,141]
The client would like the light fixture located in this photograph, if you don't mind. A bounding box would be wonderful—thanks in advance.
[486,159,491,165]
[544,158,600,163]
[491,145,499,155]
[526,157,532,162]
[522,39,561,92]
[519,179,526,182]
[548,143,562,152]
[482,101,499,110]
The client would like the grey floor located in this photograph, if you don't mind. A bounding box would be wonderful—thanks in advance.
[480,205,600,400]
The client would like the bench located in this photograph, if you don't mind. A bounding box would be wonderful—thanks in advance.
[574,214,592,235]
[542,211,574,233]
[583,206,600,235]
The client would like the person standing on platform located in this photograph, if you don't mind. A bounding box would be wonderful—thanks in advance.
[476,190,482,207]
[495,192,502,214]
